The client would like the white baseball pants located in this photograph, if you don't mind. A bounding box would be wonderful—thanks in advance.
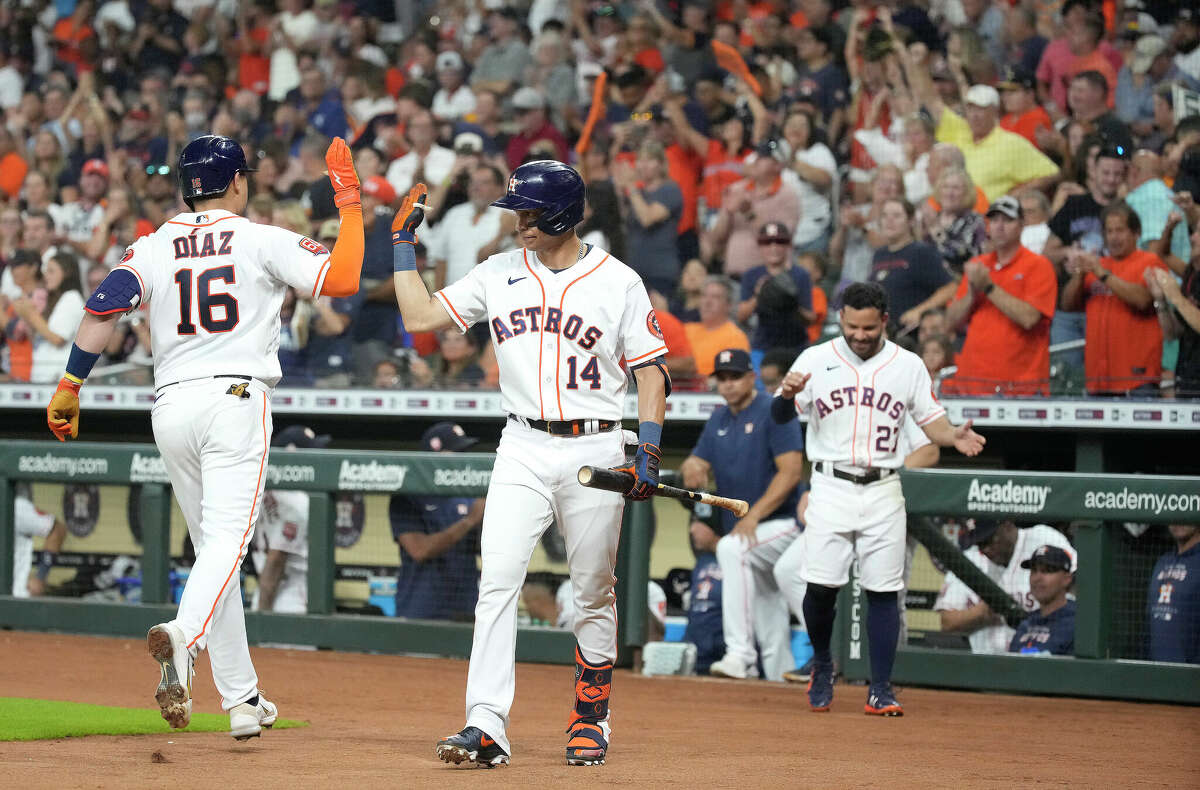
[152,377,271,711]
[464,420,626,755]
[714,517,801,680]
[801,472,907,592]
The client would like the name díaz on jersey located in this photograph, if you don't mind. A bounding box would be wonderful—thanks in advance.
[172,230,234,259]
[489,305,603,349]
[966,478,1052,514]
[337,460,409,491]
[813,385,906,421]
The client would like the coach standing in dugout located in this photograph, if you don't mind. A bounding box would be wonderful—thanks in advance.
[1147,523,1200,664]
[680,348,805,681]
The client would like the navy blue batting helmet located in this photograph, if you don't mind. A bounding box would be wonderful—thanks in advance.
[178,135,255,209]
[492,160,585,235]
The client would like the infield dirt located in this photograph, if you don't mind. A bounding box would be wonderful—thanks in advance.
[0,631,1195,788]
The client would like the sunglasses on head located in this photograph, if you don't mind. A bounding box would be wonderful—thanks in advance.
[757,237,790,246]
[146,165,171,176]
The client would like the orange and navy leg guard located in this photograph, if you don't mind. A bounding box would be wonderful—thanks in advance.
[566,646,612,765]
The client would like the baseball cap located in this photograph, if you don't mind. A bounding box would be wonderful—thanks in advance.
[1097,143,1130,161]
[1179,8,1199,25]
[986,196,1023,220]
[757,221,792,243]
[361,175,397,204]
[755,137,791,164]
[511,87,546,110]
[997,66,1035,91]
[1119,13,1159,39]
[273,425,331,449]
[82,159,110,179]
[961,518,1004,548]
[8,248,38,267]
[422,421,478,452]
[712,348,753,375]
[1020,544,1073,573]
[453,132,484,154]
[317,218,341,240]
[964,84,1000,108]
[1131,35,1168,75]
[613,64,650,88]
[436,51,464,72]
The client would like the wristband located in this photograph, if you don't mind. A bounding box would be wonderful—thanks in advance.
[36,551,53,581]
[638,420,663,448]
[1099,271,1111,283]
[65,344,100,381]
[392,232,418,272]
[981,282,995,296]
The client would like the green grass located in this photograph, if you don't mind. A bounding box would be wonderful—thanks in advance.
[0,697,306,741]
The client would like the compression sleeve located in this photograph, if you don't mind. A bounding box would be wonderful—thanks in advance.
[318,204,364,297]
[771,394,797,424]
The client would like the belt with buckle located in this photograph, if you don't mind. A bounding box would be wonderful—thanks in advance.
[156,374,252,393]
[815,461,896,485]
[510,414,619,437]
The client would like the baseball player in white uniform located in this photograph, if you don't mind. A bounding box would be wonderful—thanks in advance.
[45,134,366,739]
[773,281,985,716]
[11,490,66,598]
[934,520,1075,653]
[389,160,670,769]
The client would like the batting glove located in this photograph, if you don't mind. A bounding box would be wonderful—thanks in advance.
[392,183,428,244]
[325,136,361,208]
[628,421,663,500]
[47,375,82,441]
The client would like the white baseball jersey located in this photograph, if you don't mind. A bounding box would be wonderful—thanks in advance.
[251,490,309,614]
[12,496,56,598]
[934,525,1076,654]
[788,337,945,468]
[110,209,335,389]
[435,244,667,421]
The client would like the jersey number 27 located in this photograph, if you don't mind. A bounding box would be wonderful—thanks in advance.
[174,266,240,334]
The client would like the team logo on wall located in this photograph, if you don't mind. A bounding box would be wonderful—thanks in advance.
[646,310,663,340]
[62,483,100,538]
[334,492,366,548]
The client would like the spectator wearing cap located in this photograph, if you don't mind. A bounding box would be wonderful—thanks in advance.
[1172,9,1200,83]
[389,423,485,621]
[432,51,477,123]
[1117,36,1200,140]
[679,346,805,680]
[924,82,1060,202]
[1009,546,1077,656]
[998,67,1052,146]
[55,159,108,260]
[504,87,568,170]
[737,222,815,362]
[943,197,1057,396]
[704,138,801,277]
[385,109,456,197]
[935,519,1075,654]
[350,176,408,385]
[1146,523,1200,664]
[604,64,654,126]
[252,426,330,614]
[684,276,752,379]
[1063,202,1169,394]
[614,140,683,297]
[470,8,533,97]
[1128,151,1191,264]
[1035,4,1122,117]
[454,91,509,157]
[425,163,512,291]
[870,197,958,331]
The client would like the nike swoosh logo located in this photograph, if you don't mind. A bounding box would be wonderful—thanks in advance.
[717,429,729,436]
[481,735,495,746]
[508,276,526,285]
[425,504,438,511]
[826,365,839,370]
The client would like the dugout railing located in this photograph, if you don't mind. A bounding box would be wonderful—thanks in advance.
[835,469,1200,704]
[0,441,653,668]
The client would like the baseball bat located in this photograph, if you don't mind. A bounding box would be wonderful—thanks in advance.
[577,466,750,518]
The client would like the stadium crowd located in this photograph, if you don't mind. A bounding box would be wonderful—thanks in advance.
[0,0,1198,397]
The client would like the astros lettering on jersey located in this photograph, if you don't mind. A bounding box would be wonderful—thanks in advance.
[788,336,945,468]
[104,210,336,388]
[435,244,667,421]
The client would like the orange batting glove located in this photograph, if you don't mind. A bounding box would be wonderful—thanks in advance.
[47,375,82,441]
[325,136,361,208]
[391,183,428,244]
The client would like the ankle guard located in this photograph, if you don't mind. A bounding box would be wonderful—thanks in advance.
[567,646,612,732]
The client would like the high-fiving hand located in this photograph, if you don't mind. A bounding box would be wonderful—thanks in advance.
[325,137,360,208]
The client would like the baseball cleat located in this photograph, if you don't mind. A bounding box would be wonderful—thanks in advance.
[436,726,510,768]
[865,683,904,716]
[230,693,278,740]
[782,657,815,684]
[807,660,835,712]
[147,623,193,729]
[565,722,608,766]
[709,655,760,680]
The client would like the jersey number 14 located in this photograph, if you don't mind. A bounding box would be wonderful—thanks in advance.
[174,266,240,335]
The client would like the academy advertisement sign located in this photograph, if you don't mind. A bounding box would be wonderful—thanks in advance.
[337,460,409,491]
[966,479,1052,515]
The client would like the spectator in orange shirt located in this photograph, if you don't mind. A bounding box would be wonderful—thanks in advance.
[648,291,697,382]
[684,276,751,379]
[1062,202,1169,394]
[998,67,1052,146]
[796,251,829,345]
[0,127,27,200]
[51,2,96,69]
[943,197,1058,396]
[0,250,43,382]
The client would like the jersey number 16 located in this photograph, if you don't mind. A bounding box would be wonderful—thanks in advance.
[174,266,240,335]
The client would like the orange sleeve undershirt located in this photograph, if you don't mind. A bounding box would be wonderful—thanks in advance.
[318,203,364,297]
